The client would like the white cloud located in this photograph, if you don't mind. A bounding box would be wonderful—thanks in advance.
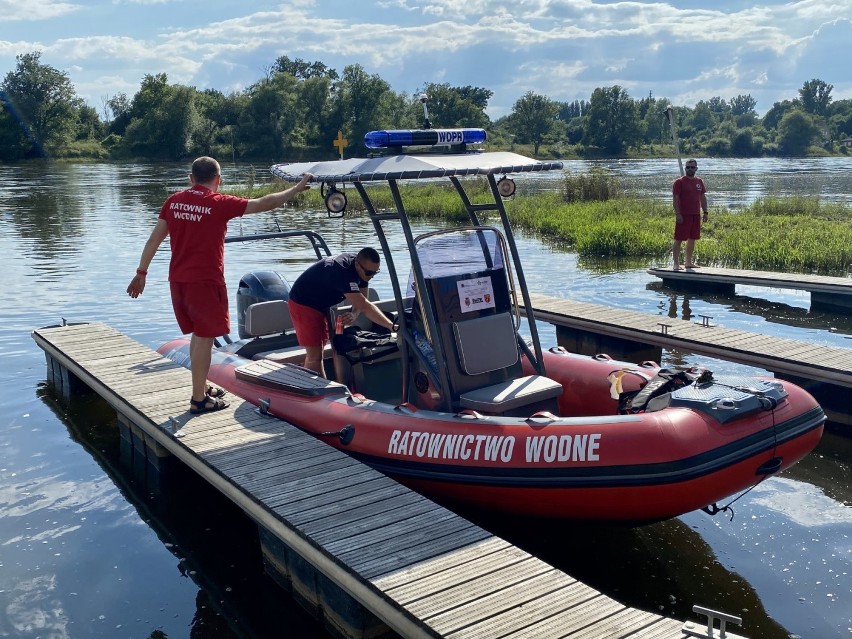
[0,0,80,22]
[1,0,849,117]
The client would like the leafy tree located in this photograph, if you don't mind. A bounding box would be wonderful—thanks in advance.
[636,96,668,144]
[107,92,132,135]
[828,98,852,138]
[706,96,730,116]
[272,55,339,81]
[556,100,586,121]
[777,109,819,156]
[129,73,170,120]
[76,105,103,140]
[729,94,757,117]
[729,128,756,156]
[1,51,82,156]
[455,86,492,111]
[762,99,796,130]
[508,91,558,156]
[583,86,641,154]
[334,64,398,154]
[690,101,716,132]
[729,94,757,127]
[798,79,833,117]
[296,76,337,148]
[120,81,200,159]
[238,72,300,159]
[417,82,491,128]
[192,89,239,157]
[564,117,585,145]
[0,91,32,159]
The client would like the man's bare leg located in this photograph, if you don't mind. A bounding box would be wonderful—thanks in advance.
[672,240,683,270]
[303,345,326,377]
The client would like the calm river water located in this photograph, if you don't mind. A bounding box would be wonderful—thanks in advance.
[1,158,850,639]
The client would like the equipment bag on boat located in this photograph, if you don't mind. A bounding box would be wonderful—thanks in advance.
[332,325,398,364]
[618,368,697,413]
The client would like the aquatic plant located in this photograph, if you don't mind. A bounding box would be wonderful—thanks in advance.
[236,179,851,275]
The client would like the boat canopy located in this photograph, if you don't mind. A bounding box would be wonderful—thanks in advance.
[271,152,563,184]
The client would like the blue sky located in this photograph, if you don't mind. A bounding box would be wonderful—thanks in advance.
[1,0,850,120]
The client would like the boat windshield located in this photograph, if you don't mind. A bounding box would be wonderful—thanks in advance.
[414,228,506,278]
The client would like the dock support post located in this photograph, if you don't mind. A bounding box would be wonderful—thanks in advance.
[258,525,392,639]
[45,353,91,403]
[117,414,178,477]
[811,291,852,313]
[657,277,735,295]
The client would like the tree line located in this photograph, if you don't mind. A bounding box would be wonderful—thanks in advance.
[2,50,850,162]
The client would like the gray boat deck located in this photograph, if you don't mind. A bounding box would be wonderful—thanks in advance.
[32,321,692,639]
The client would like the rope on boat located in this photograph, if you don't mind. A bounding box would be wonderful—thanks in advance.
[702,393,782,522]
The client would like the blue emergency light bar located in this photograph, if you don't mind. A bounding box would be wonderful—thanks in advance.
[364,128,487,149]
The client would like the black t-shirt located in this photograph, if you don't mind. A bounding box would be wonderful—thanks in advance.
[289,253,367,311]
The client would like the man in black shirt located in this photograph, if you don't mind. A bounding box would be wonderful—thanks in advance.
[288,247,394,375]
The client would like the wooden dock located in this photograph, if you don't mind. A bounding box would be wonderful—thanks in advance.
[647,266,852,312]
[523,293,851,425]
[32,322,702,639]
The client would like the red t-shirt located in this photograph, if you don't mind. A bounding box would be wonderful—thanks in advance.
[159,185,247,284]
[672,175,706,216]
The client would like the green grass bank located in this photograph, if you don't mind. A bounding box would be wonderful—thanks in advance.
[239,173,852,276]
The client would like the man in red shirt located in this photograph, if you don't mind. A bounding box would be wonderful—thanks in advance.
[671,159,708,270]
[127,156,311,413]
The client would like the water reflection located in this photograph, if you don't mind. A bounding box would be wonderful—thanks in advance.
[661,290,693,321]
[647,282,852,337]
[28,386,333,639]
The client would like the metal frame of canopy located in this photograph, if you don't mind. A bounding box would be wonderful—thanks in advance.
[272,152,564,412]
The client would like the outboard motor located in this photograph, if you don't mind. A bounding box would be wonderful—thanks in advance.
[236,271,291,338]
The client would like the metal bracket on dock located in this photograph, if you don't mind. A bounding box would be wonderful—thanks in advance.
[658,322,671,335]
[161,416,184,437]
[258,398,271,415]
[698,315,713,327]
[682,605,746,639]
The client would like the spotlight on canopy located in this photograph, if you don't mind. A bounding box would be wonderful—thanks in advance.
[323,184,347,216]
[497,176,516,198]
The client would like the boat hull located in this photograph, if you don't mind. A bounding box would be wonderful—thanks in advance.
[159,339,824,522]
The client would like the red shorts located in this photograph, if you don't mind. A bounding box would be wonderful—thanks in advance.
[288,299,329,347]
[674,215,701,241]
[169,281,230,338]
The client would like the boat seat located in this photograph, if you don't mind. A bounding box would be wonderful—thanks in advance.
[452,312,519,375]
[242,299,336,368]
[459,374,563,415]
[244,300,293,336]
[451,311,562,415]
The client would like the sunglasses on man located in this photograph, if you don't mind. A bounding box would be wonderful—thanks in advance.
[358,262,380,277]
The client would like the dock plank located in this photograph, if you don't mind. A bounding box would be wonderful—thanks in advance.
[433,577,599,636]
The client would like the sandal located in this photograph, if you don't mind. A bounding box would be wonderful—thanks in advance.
[206,385,226,398]
[190,396,230,414]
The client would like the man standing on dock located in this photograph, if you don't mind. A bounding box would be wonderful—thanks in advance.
[126,156,311,414]
[672,159,708,270]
